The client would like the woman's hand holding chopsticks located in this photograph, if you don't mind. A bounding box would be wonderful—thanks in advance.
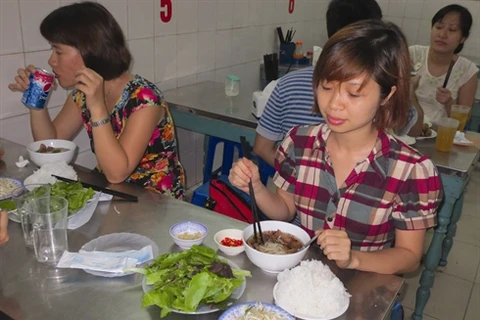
[436,86,453,106]
[229,158,266,196]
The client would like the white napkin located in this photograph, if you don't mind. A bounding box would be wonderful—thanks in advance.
[15,156,29,168]
[57,245,153,273]
[454,131,473,145]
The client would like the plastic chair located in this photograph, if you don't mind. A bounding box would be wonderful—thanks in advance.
[191,137,274,208]
[390,301,404,320]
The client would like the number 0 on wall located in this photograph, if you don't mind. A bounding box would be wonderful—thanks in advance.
[160,0,172,23]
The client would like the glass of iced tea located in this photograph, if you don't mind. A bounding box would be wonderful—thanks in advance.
[450,104,470,131]
[435,118,459,152]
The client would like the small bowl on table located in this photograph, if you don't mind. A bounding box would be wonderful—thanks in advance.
[26,139,77,167]
[214,229,245,256]
[169,221,208,250]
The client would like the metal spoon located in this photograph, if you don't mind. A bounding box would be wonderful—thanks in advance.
[301,234,319,250]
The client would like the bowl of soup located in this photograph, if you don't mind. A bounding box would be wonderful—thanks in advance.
[27,139,77,167]
[242,221,310,273]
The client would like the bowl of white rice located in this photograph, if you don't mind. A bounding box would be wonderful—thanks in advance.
[242,221,310,273]
[273,260,350,319]
[27,139,77,167]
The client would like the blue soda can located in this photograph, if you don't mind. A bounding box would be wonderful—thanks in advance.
[21,68,55,109]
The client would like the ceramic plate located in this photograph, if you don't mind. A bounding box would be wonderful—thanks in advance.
[8,209,20,223]
[142,257,247,315]
[0,177,23,201]
[416,130,437,140]
[80,233,160,277]
[273,283,349,320]
[219,302,294,320]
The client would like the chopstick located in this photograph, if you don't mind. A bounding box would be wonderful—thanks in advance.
[239,136,264,244]
[443,60,455,88]
[277,27,285,44]
[52,175,138,202]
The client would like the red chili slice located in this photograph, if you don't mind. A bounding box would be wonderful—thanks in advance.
[221,237,243,247]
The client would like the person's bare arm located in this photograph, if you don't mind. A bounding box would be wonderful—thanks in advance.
[349,229,426,274]
[253,134,277,168]
[31,95,83,141]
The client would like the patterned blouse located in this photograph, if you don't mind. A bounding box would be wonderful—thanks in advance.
[72,75,185,199]
[274,123,443,251]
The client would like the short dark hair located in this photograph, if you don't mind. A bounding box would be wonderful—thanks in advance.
[40,1,131,80]
[431,4,472,54]
[313,20,410,131]
[326,0,383,38]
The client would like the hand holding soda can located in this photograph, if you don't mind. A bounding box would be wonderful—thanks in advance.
[21,68,54,110]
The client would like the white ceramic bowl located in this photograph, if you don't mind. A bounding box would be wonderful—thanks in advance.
[214,229,245,256]
[26,139,77,167]
[169,221,208,250]
[243,220,310,273]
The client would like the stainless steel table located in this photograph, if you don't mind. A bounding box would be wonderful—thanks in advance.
[0,138,403,320]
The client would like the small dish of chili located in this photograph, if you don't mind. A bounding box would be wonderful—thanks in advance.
[214,229,245,256]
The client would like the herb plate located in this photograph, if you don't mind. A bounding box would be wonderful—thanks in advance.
[141,257,247,315]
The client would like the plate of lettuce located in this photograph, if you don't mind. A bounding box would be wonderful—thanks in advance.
[131,245,251,318]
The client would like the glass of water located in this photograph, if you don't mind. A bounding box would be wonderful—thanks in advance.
[12,184,51,248]
[27,196,69,265]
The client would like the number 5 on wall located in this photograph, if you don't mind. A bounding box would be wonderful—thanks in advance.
[288,0,295,14]
[160,0,172,23]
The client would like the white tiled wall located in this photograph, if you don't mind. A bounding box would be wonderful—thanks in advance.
[0,0,479,188]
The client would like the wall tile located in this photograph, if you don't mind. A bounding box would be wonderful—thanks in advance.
[249,0,262,26]
[197,70,215,82]
[217,1,234,30]
[231,28,247,65]
[417,19,433,46]
[177,33,198,77]
[215,67,231,82]
[177,0,198,34]
[233,0,249,28]
[388,0,406,18]
[0,112,32,145]
[127,0,154,39]
[154,35,177,82]
[198,0,217,31]
[0,53,26,120]
[19,0,60,52]
[156,78,177,92]
[273,0,287,25]
[197,31,216,72]
[402,18,421,45]
[0,0,24,55]
[245,26,262,62]
[129,38,155,82]
[404,0,424,20]
[75,150,97,169]
[154,0,177,36]
[24,50,67,109]
[97,0,128,36]
[421,1,443,20]
[215,30,232,68]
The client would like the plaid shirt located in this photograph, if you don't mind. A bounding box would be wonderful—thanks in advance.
[273,124,443,251]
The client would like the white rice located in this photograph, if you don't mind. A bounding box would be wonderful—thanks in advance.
[275,260,351,318]
[24,161,77,187]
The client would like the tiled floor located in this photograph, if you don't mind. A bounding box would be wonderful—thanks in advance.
[186,163,480,320]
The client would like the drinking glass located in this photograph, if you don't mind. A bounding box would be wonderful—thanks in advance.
[450,105,470,131]
[27,196,68,265]
[435,118,460,152]
[12,184,51,248]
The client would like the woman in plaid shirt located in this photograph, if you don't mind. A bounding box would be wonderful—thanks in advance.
[229,20,443,275]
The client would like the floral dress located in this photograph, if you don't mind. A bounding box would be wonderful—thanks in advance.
[72,75,185,199]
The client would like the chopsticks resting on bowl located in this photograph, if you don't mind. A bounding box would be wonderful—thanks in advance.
[442,60,455,88]
[52,175,138,202]
[239,136,264,244]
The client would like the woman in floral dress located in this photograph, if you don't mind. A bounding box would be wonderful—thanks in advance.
[8,2,184,199]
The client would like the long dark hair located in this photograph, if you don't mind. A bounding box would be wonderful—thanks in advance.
[40,1,131,80]
[313,20,410,131]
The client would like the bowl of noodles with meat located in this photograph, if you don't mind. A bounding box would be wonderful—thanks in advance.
[242,221,311,273]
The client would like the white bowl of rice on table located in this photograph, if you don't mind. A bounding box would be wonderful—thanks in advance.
[242,220,310,273]
[27,139,77,167]
[170,221,208,250]
[273,260,351,319]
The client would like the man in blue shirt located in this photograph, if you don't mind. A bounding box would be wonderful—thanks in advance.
[254,0,423,167]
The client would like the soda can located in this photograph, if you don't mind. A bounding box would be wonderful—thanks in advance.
[21,68,55,109]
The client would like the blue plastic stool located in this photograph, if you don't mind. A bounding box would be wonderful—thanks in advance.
[192,137,274,208]
[391,300,404,320]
